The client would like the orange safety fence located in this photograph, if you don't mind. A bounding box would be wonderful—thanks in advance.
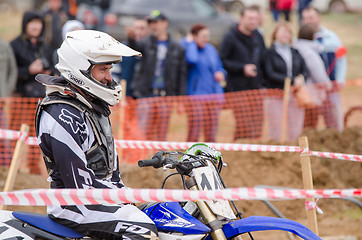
[346,78,362,86]
[1,82,362,172]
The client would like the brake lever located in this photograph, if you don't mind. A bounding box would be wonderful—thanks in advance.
[162,163,175,171]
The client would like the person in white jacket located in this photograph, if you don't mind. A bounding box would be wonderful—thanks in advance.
[294,23,332,107]
[302,6,347,131]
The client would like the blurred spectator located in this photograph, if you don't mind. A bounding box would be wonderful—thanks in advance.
[0,39,17,98]
[298,0,312,25]
[0,38,17,165]
[62,19,85,40]
[302,7,347,131]
[294,23,332,106]
[270,0,294,22]
[130,10,187,141]
[219,6,266,140]
[180,24,226,142]
[270,0,279,22]
[264,23,309,141]
[10,11,54,173]
[34,0,77,18]
[65,0,78,19]
[95,0,111,31]
[112,18,149,96]
[277,0,294,22]
[43,0,69,51]
[10,11,55,98]
[49,20,85,74]
[250,4,265,35]
[77,0,110,31]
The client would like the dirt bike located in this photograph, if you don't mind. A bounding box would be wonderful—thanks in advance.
[0,143,321,240]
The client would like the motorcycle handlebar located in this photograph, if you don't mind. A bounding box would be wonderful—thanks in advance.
[138,151,165,168]
[138,158,162,168]
[137,151,209,175]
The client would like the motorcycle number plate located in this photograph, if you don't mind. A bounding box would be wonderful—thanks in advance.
[192,164,236,221]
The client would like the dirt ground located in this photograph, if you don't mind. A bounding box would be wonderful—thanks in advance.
[1,127,362,239]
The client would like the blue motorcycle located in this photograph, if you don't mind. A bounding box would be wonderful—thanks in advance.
[0,143,321,240]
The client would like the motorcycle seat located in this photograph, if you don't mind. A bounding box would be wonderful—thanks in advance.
[12,211,84,238]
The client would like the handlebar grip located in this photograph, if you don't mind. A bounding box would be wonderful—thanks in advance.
[138,158,161,168]
[138,151,166,168]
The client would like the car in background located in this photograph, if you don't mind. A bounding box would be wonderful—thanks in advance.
[311,0,362,13]
[103,0,237,47]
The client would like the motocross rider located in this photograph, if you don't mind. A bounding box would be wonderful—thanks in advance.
[35,30,158,239]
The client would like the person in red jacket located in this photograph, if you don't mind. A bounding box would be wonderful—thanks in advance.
[277,0,294,22]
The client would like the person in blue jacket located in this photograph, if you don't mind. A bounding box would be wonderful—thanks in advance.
[181,24,226,142]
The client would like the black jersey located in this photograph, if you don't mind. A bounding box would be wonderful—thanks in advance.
[35,74,157,239]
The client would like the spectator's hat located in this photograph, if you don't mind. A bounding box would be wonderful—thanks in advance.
[147,10,168,22]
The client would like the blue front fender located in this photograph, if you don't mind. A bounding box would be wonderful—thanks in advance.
[205,216,321,240]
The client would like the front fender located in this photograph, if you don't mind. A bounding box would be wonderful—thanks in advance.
[205,216,321,240]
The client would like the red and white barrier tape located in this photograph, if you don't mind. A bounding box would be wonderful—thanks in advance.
[18,131,29,142]
[309,151,362,162]
[114,139,300,153]
[1,128,362,163]
[0,187,361,206]
[305,199,323,214]
[0,129,36,145]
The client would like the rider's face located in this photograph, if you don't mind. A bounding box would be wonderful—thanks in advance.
[91,64,113,86]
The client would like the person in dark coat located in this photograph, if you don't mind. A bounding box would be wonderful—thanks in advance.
[264,23,309,141]
[219,6,266,140]
[10,11,55,98]
[42,0,69,52]
[129,10,187,140]
[10,11,55,174]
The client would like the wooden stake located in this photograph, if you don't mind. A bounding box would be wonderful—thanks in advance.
[281,77,291,143]
[0,124,29,210]
[299,136,319,235]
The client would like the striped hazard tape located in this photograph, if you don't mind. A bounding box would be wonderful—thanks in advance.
[0,187,361,206]
[1,128,362,163]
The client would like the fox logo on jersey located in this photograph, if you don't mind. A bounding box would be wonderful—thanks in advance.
[59,108,87,136]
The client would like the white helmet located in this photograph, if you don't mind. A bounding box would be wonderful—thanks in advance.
[56,30,141,106]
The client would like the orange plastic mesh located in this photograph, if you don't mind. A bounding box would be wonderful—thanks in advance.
[0,83,361,171]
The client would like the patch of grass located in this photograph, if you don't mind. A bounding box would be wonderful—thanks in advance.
[341,208,362,219]
[323,12,362,26]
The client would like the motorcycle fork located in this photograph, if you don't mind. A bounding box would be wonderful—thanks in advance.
[185,177,227,240]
